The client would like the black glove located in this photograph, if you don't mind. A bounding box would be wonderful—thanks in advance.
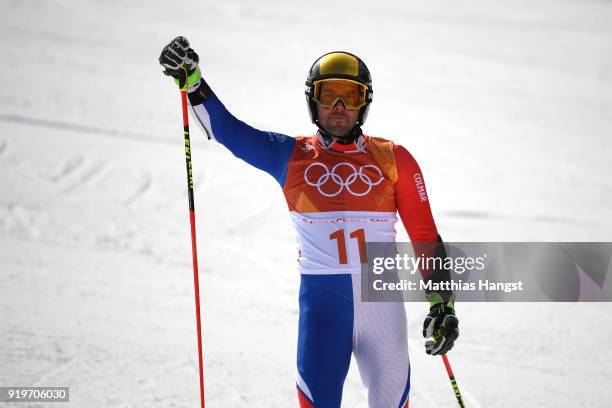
[422,294,459,355]
[159,36,200,87]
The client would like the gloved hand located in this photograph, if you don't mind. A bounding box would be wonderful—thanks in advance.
[159,36,201,90]
[422,293,459,355]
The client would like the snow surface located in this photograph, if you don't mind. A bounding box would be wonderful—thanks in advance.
[1,0,612,406]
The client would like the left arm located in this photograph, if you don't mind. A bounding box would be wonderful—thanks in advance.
[394,144,449,293]
[394,144,459,355]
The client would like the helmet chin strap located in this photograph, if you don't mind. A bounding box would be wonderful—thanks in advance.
[315,121,363,146]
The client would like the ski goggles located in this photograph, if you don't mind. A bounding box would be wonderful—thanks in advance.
[312,79,369,110]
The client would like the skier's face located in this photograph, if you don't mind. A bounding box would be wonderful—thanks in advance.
[317,100,359,137]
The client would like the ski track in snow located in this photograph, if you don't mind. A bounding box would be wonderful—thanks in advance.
[0,113,171,146]
[1,0,612,407]
[50,156,85,183]
[50,157,111,194]
[441,209,602,230]
[63,160,107,192]
[122,173,153,207]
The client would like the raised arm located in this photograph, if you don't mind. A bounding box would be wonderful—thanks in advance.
[159,36,295,186]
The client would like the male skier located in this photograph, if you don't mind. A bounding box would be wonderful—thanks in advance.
[159,36,459,408]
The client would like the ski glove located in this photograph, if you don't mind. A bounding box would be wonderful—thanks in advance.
[159,36,201,90]
[423,293,459,355]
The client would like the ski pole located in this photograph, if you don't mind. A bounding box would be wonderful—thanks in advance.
[441,354,465,407]
[178,68,206,408]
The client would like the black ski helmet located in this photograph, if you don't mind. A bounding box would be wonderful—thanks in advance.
[305,51,373,126]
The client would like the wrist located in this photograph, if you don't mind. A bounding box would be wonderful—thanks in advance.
[427,292,456,311]
[174,66,202,91]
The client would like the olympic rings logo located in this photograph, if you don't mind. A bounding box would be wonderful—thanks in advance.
[304,162,384,197]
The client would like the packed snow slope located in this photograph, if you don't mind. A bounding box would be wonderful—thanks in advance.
[1,0,611,407]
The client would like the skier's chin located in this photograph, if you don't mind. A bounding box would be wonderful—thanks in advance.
[326,125,353,138]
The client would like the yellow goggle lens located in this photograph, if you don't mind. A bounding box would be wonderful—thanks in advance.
[313,79,368,110]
